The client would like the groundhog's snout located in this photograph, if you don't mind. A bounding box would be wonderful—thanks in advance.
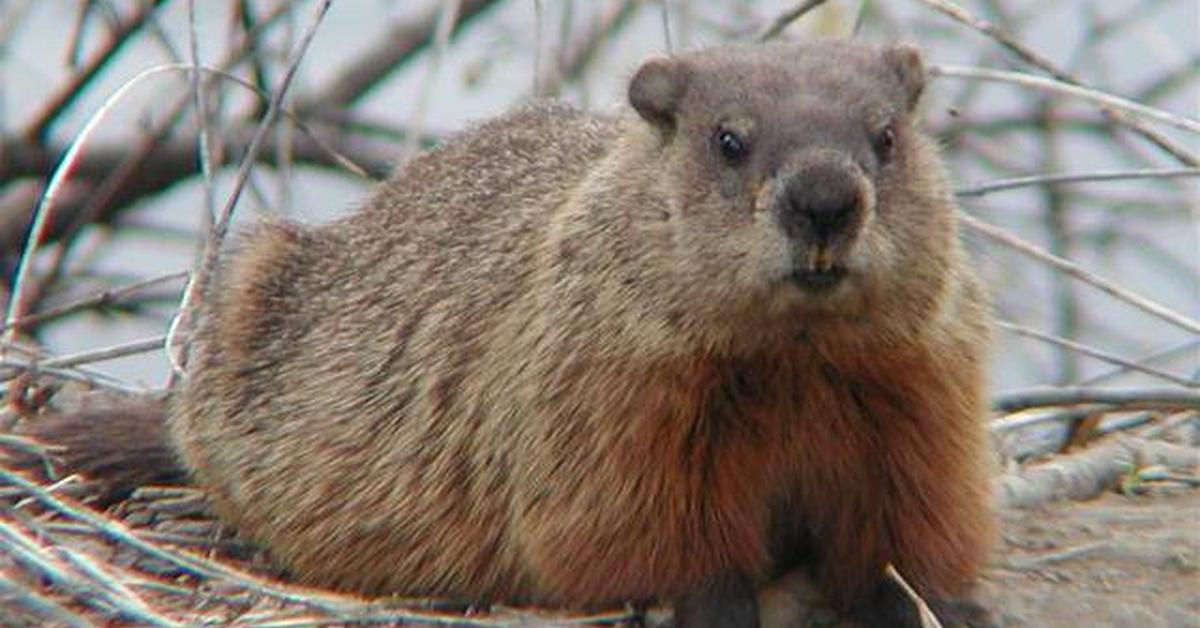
[780,162,861,243]
[776,157,871,292]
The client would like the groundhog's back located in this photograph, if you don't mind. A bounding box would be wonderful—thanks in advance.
[170,102,618,599]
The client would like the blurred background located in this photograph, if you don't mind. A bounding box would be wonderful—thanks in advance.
[0,0,1196,397]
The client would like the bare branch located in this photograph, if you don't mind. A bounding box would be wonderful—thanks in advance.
[0,576,90,628]
[0,519,178,626]
[167,1,334,378]
[959,212,1200,336]
[914,0,1198,165]
[1077,338,1200,387]
[0,466,353,614]
[0,270,186,333]
[300,0,504,110]
[187,0,217,237]
[996,434,1199,508]
[39,334,167,370]
[535,0,640,98]
[931,64,1200,136]
[4,64,191,344]
[956,167,1200,197]
[0,100,396,260]
[755,0,831,41]
[23,0,170,142]
[993,386,1200,413]
[0,0,304,316]
[997,321,1197,388]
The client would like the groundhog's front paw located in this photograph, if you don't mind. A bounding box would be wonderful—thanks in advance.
[671,573,759,628]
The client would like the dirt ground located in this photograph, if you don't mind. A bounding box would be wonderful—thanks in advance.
[978,491,1199,628]
[755,490,1198,628]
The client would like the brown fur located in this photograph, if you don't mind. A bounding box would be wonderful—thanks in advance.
[16,398,185,504]
[29,40,997,626]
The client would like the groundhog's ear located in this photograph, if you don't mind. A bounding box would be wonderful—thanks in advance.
[629,56,689,133]
[883,43,926,111]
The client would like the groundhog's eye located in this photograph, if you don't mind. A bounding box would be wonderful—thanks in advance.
[874,125,897,162]
[715,129,748,164]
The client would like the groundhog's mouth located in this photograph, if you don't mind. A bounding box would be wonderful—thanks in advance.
[789,266,847,293]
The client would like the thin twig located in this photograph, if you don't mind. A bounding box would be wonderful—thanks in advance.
[171,0,332,377]
[660,0,673,52]
[990,405,1104,435]
[300,0,502,109]
[990,408,1159,449]
[5,0,303,296]
[0,360,151,396]
[997,321,1197,387]
[0,464,638,626]
[533,0,544,95]
[38,335,167,369]
[170,0,219,386]
[210,0,332,244]
[0,520,178,626]
[959,212,1200,335]
[38,521,255,553]
[884,565,944,628]
[1140,411,1200,440]
[534,0,639,98]
[187,0,218,235]
[755,0,831,41]
[0,576,90,628]
[993,386,1200,413]
[55,544,180,627]
[1003,541,1112,571]
[0,270,186,333]
[22,0,169,141]
[1077,338,1200,387]
[930,64,1200,135]
[956,167,1200,197]
[235,0,274,119]
[3,64,200,345]
[914,0,1198,165]
[402,0,461,159]
[65,1,96,69]
[0,467,355,613]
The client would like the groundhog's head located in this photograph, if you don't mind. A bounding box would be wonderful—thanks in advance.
[627,40,957,330]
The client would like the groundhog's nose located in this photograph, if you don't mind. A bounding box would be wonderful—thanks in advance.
[779,162,862,244]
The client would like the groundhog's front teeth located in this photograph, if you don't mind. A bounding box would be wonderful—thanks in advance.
[809,246,836,272]
[791,246,846,292]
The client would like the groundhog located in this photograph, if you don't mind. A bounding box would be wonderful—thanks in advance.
[23,39,997,627]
